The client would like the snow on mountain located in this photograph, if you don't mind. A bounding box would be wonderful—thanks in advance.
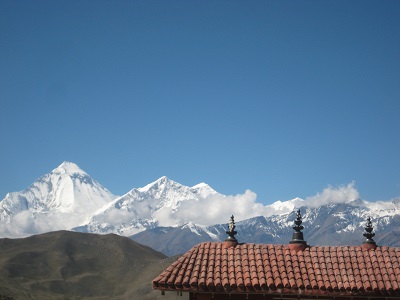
[3,161,400,254]
[131,193,400,256]
[190,182,218,198]
[0,163,221,238]
[268,197,305,215]
[0,162,117,237]
[137,176,217,211]
[132,200,400,256]
[74,176,220,236]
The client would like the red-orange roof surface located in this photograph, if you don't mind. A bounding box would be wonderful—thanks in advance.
[153,242,400,296]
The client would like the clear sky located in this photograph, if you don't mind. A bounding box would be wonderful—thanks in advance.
[1,0,399,205]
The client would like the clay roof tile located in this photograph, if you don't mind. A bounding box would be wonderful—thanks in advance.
[153,242,400,296]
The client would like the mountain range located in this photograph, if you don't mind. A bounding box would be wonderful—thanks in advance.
[1,162,400,256]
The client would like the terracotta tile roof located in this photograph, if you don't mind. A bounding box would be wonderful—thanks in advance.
[153,242,400,296]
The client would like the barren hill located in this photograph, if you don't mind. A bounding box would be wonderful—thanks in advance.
[0,231,179,299]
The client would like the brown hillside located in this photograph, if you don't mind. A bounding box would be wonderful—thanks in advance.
[0,231,182,299]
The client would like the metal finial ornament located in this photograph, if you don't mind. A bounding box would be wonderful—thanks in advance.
[293,209,304,232]
[225,215,237,241]
[363,217,376,245]
[289,209,307,246]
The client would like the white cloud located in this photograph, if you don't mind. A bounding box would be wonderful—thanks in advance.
[153,182,361,227]
[2,211,55,237]
[0,210,95,237]
[154,189,270,226]
[304,182,359,208]
[95,207,134,225]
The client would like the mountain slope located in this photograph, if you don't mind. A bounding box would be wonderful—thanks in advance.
[74,176,219,236]
[0,162,220,238]
[0,231,177,300]
[130,222,222,256]
[0,162,117,237]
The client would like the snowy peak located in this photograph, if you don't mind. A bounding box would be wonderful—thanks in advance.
[190,182,217,198]
[138,177,217,197]
[138,176,179,193]
[47,161,96,189]
[0,162,117,237]
[268,197,305,214]
[182,222,205,236]
[75,177,221,236]
[135,176,218,209]
[53,161,88,176]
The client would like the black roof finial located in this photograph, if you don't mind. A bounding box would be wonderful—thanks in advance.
[363,217,376,245]
[293,209,304,232]
[289,209,307,248]
[225,215,237,242]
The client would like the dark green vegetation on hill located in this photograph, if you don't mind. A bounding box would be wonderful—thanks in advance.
[0,231,182,299]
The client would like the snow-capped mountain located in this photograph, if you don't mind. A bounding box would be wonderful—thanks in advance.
[74,176,219,236]
[131,199,400,256]
[2,161,400,257]
[0,162,117,237]
[0,162,219,237]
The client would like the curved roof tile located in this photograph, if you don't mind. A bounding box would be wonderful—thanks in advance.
[153,242,400,296]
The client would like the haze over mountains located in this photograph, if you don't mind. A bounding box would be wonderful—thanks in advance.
[1,162,400,256]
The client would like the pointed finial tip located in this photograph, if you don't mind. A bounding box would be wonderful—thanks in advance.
[363,216,377,249]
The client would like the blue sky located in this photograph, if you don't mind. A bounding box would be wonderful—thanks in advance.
[1,0,399,204]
